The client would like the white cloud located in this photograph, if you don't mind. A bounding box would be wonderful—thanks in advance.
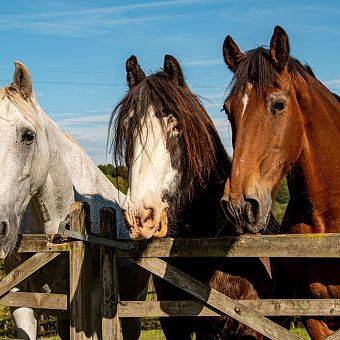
[323,79,340,87]
[1,0,214,20]
[183,59,223,67]
[0,0,216,37]
[57,114,109,125]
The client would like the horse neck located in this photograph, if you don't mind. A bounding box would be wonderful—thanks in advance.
[286,79,340,233]
[178,137,231,237]
[27,106,126,235]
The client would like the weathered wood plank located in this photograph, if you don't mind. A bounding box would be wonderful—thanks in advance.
[100,208,119,340]
[118,234,340,258]
[15,234,70,253]
[0,252,60,297]
[14,233,340,257]
[69,202,92,340]
[90,243,101,338]
[118,299,340,317]
[0,291,67,310]
[131,257,302,340]
[326,328,340,339]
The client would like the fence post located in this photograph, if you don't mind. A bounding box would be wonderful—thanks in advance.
[69,202,92,339]
[100,207,119,339]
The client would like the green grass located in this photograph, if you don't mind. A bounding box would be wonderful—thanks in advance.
[139,329,165,340]
[290,324,311,340]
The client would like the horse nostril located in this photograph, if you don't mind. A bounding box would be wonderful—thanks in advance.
[140,208,153,223]
[244,197,260,224]
[0,222,7,236]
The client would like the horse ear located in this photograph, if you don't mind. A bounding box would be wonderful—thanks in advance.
[163,55,185,87]
[126,55,145,90]
[223,35,244,72]
[12,61,32,100]
[270,26,290,70]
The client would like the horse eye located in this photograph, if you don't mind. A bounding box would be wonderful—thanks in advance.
[22,130,36,145]
[158,108,168,117]
[272,100,285,113]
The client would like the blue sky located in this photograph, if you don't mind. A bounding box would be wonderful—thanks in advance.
[1,0,339,163]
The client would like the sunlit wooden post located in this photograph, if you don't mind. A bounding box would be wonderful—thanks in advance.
[69,202,92,339]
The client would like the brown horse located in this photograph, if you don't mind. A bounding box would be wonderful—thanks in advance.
[221,26,340,339]
[110,55,274,339]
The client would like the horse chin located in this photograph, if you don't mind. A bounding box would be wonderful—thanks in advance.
[243,210,271,235]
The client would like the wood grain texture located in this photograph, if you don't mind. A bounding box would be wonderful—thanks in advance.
[0,252,60,297]
[131,257,302,340]
[100,207,119,340]
[118,234,340,258]
[0,291,67,310]
[118,299,340,317]
[69,202,92,340]
[15,234,70,253]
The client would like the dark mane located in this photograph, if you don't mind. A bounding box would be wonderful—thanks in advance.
[109,70,226,195]
[228,46,315,96]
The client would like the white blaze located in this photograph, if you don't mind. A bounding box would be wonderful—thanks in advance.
[241,93,249,118]
[127,106,178,214]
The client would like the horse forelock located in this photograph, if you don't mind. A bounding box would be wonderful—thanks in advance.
[0,86,40,129]
[227,47,316,98]
[110,71,224,196]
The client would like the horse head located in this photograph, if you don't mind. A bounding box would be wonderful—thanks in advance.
[220,26,339,234]
[110,55,222,239]
[0,62,51,258]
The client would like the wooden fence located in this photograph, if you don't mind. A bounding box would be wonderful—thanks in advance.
[0,202,339,339]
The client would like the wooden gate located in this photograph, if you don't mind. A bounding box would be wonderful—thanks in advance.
[0,202,339,339]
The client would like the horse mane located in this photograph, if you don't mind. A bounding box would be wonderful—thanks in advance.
[0,86,39,128]
[228,46,317,96]
[109,70,226,192]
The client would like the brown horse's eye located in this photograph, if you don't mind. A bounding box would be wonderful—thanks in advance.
[22,130,36,145]
[272,100,285,113]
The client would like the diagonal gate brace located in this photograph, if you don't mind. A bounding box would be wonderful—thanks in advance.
[130,257,303,340]
[0,252,61,298]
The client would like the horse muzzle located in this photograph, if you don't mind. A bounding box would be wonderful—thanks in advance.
[124,205,168,239]
[220,195,271,234]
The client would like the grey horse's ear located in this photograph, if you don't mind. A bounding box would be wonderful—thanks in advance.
[270,26,290,70]
[223,35,244,72]
[126,55,145,90]
[163,55,185,87]
[12,61,33,100]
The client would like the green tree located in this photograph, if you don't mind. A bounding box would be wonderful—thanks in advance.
[276,177,289,204]
[98,164,129,194]
[272,177,290,222]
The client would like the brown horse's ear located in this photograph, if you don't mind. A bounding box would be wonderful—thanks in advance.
[12,61,32,100]
[126,55,145,90]
[223,35,244,72]
[270,26,290,70]
[163,55,185,87]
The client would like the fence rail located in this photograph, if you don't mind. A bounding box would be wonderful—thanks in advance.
[15,232,340,257]
[0,203,339,340]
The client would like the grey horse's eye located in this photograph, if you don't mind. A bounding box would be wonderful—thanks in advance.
[22,130,36,145]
